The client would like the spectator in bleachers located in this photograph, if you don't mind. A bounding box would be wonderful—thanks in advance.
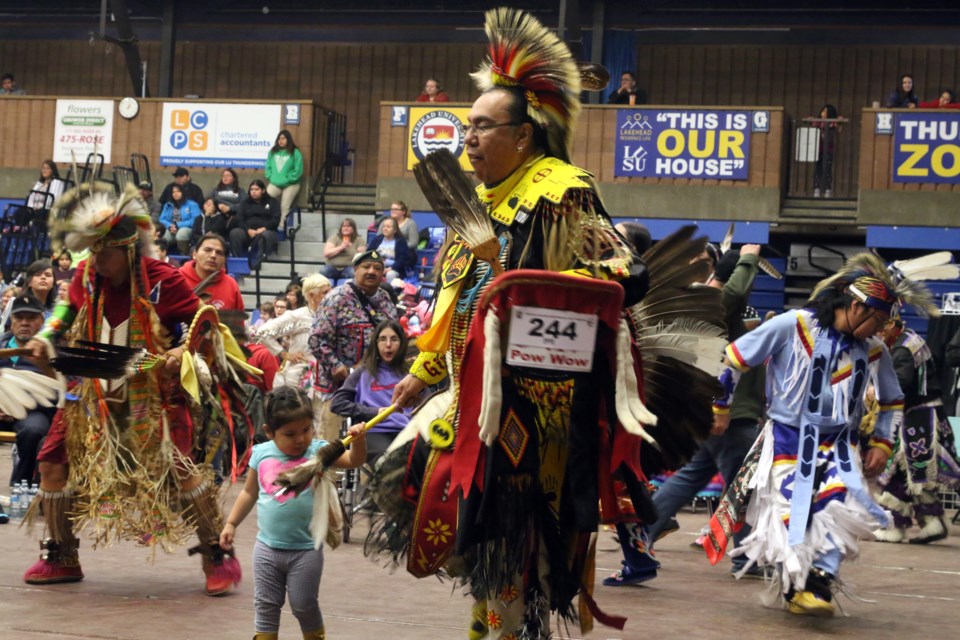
[160,184,202,255]
[919,89,960,109]
[264,130,303,228]
[284,282,305,311]
[0,72,25,95]
[53,250,75,284]
[331,318,414,465]
[252,273,331,390]
[1,260,56,329]
[159,167,204,206]
[885,73,919,108]
[812,104,841,198]
[308,250,398,443]
[27,160,65,211]
[191,197,230,248]
[179,233,244,311]
[229,179,280,263]
[207,168,243,222]
[368,217,412,281]
[607,71,644,105]
[322,218,365,281]
[273,297,288,317]
[1,284,20,310]
[379,200,419,254]
[253,301,274,332]
[0,294,57,484]
[415,78,450,103]
[138,181,161,220]
[614,221,652,254]
[154,238,181,268]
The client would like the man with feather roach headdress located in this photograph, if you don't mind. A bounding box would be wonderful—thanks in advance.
[702,252,937,617]
[19,182,258,597]
[366,7,726,638]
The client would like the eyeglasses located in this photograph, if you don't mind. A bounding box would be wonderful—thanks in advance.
[464,122,521,137]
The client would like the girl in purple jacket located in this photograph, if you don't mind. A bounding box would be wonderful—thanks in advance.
[331,319,413,463]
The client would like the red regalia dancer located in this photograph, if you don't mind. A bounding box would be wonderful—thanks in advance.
[365,8,725,638]
[21,183,258,595]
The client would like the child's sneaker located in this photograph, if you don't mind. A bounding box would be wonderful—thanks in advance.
[602,557,659,586]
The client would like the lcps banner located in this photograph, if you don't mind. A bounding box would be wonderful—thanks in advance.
[159,102,281,168]
[893,112,960,184]
[615,109,751,179]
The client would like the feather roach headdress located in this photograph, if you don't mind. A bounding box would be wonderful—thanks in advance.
[808,251,956,318]
[52,182,155,256]
[471,7,582,163]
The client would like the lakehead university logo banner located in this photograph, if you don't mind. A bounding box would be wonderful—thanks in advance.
[406,106,473,172]
[615,109,752,180]
[893,112,960,184]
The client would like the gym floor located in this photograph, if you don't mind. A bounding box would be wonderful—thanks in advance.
[0,444,957,639]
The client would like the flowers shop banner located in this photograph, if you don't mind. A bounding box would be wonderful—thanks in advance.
[160,102,281,168]
[893,112,960,184]
[53,99,115,164]
[615,109,751,180]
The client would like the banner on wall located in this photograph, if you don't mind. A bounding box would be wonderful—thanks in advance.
[406,106,473,172]
[893,112,960,184]
[614,109,751,180]
[159,103,281,168]
[53,99,115,164]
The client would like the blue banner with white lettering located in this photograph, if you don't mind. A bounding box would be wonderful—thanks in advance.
[615,109,751,179]
[893,112,960,184]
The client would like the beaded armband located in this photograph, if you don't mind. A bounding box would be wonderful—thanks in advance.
[37,301,77,343]
[410,351,447,386]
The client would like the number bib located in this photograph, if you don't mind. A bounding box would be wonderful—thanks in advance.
[505,306,598,373]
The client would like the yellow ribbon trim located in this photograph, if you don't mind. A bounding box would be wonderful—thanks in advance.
[180,350,200,403]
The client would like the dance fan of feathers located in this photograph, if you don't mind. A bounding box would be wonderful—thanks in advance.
[627,225,727,474]
[0,368,61,420]
[471,6,582,163]
[413,150,503,276]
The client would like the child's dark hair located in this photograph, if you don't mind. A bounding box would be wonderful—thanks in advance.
[807,286,854,328]
[362,319,409,377]
[263,386,313,434]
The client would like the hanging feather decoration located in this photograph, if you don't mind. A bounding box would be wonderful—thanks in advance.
[413,149,503,276]
[470,7,582,163]
[634,319,728,377]
[890,251,960,285]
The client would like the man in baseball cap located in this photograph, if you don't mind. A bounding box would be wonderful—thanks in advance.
[160,167,204,206]
[0,293,55,485]
[138,180,161,219]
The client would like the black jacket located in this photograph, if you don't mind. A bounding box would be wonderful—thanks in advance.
[236,196,281,232]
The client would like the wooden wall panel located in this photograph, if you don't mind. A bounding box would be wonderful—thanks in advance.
[632,44,960,198]
[2,39,959,191]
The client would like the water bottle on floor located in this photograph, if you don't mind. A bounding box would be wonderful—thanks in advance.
[10,484,22,520]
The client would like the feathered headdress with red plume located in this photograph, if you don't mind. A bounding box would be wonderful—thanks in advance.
[51,182,155,256]
[471,7,582,163]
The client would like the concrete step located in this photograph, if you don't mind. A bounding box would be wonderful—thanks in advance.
[783,197,857,211]
[325,183,377,196]
[780,208,858,222]
[323,194,377,207]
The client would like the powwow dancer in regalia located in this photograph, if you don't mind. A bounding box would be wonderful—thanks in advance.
[703,253,933,617]
[366,7,725,638]
[872,256,960,544]
[20,183,257,596]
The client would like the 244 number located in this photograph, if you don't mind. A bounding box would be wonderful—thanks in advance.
[528,318,578,340]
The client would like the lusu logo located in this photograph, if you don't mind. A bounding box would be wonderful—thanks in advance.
[169,109,209,151]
